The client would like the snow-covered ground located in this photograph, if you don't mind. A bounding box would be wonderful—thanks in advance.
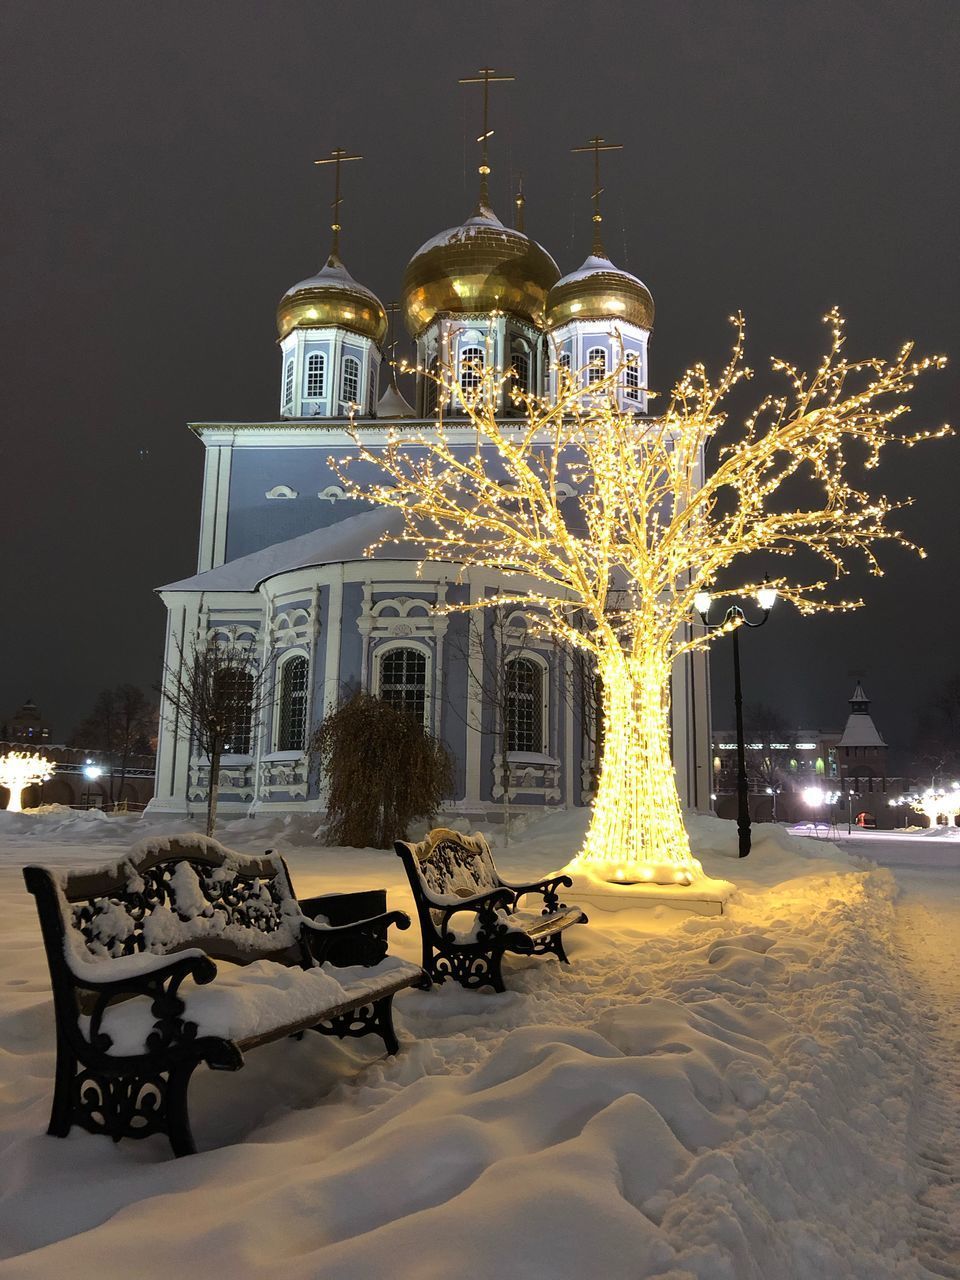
[0,807,957,1278]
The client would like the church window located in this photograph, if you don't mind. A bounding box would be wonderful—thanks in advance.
[341,356,360,406]
[283,359,295,408]
[277,655,309,752]
[511,348,530,392]
[506,657,544,753]
[216,668,255,755]
[305,352,325,399]
[423,356,440,417]
[378,646,427,725]
[559,351,571,374]
[587,346,606,385]
[459,345,484,395]
[625,353,640,400]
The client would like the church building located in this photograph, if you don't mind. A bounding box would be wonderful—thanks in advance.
[150,99,713,822]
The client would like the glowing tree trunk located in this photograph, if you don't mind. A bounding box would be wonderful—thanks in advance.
[0,753,55,812]
[575,650,700,885]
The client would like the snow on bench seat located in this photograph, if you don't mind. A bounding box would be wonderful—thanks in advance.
[85,955,424,1056]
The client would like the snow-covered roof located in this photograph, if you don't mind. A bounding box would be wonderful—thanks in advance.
[279,255,383,309]
[376,377,416,419]
[158,509,412,594]
[554,253,650,291]
[838,714,886,748]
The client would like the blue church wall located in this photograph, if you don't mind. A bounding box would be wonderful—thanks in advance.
[440,610,471,800]
[338,582,366,697]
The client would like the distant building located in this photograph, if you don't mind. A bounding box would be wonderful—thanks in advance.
[3,699,51,744]
[712,682,904,828]
[0,738,155,811]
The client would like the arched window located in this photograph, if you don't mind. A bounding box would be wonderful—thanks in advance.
[511,348,530,392]
[587,347,606,386]
[423,355,440,417]
[379,647,427,724]
[506,658,544,753]
[624,352,640,401]
[459,345,484,395]
[341,356,360,406]
[305,352,325,399]
[283,359,295,408]
[559,351,571,374]
[216,668,254,755]
[277,655,309,751]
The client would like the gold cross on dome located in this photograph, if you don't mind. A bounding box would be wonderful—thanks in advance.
[314,147,362,259]
[572,135,623,256]
[459,67,515,211]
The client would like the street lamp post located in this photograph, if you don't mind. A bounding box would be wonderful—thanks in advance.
[695,576,778,857]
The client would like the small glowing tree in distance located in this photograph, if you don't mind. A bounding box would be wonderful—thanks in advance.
[0,752,55,812]
[341,312,948,884]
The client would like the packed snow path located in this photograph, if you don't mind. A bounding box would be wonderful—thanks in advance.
[844,832,960,1277]
[0,808,956,1278]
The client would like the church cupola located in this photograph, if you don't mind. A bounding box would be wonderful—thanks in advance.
[400,69,559,417]
[276,148,387,420]
[545,137,653,413]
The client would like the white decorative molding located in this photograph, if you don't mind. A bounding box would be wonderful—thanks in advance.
[258,755,309,800]
[492,751,562,803]
[318,485,347,502]
[188,758,255,803]
[359,592,448,642]
[272,606,312,649]
[265,484,298,500]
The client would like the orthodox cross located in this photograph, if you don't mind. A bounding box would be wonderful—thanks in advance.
[572,135,623,256]
[314,146,362,259]
[459,67,514,211]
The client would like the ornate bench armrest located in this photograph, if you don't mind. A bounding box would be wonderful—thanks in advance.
[67,949,217,992]
[300,909,411,967]
[436,887,517,944]
[500,874,573,913]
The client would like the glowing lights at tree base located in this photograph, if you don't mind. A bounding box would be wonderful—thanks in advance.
[0,752,55,813]
[909,785,960,830]
[568,653,704,885]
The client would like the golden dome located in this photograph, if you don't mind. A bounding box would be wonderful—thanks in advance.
[546,254,654,332]
[277,254,388,344]
[402,209,560,337]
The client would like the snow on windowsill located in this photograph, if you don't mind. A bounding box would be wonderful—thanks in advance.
[262,751,306,763]
[507,751,560,766]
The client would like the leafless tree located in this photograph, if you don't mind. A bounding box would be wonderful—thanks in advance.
[158,638,268,835]
[73,684,158,806]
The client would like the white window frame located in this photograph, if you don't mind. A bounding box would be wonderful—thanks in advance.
[511,344,530,392]
[283,358,295,408]
[587,346,606,386]
[305,351,326,399]
[340,355,361,408]
[373,639,433,730]
[459,344,485,395]
[624,352,640,401]
[272,650,310,753]
[504,652,549,755]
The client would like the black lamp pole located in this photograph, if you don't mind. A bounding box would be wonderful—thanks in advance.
[697,583,776,858]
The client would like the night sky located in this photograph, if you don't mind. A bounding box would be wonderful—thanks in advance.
[2,0,957,752]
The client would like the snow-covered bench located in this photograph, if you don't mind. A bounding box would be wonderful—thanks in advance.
[395,828,588,992]
[24,836,425,1157]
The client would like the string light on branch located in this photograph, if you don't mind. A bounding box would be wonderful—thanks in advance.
[336,312,949,884]
[0,752,55,813]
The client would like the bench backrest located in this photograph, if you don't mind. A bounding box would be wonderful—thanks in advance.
[26,835,305,975]
[405,828,501,901]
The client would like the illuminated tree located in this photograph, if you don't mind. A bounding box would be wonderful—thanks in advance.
[0,752,55,813]
[909,786,960,831]
[340,312,947,884]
